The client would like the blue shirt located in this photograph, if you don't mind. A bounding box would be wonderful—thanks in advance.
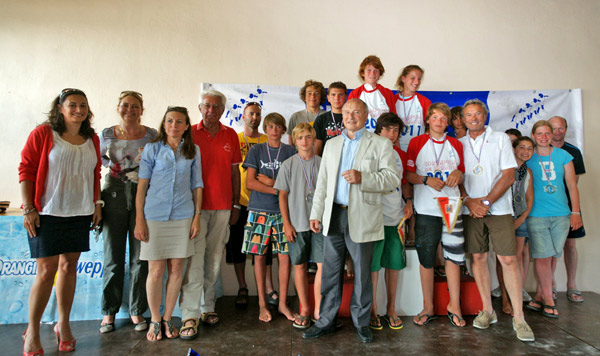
[527,147,573,217]
[138,140,204,221]
[334,127,366,205]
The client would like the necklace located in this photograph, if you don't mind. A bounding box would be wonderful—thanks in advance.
[297,155,316,202]
[468,131,487,175]
[536,148,556,193]
[428,134,447,177]
[401,91,416,122]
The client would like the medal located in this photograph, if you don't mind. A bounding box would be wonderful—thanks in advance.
[468,131,487,176]
[544,185,557,194]
[536,148,556,194]
[472,164,484,175]
[306,193,313,202]
[513,194,523,204]
[429,134,447,179]
[298,155,315,202]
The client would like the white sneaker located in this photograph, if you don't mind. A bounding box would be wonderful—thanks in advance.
[491,287,501,298]
[513,318,535,342]
[522,289,532,302]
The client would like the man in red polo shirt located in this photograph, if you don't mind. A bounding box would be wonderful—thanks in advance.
[179,89,242,339]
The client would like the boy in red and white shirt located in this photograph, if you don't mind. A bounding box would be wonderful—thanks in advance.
[406,103,466,328]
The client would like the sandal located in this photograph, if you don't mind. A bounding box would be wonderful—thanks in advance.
[369,315,383,330]
[382,314,404,330]
[447,310,466,328]
[146,321,162,342]
[413,314,438,326]
[162,319,179,339]
[201,312,220,326]
[292,314,311,329]
[266,291,279,307]
[542,304,559,319]
[552,288,557,300]
[525,299,543,312]
[180,318,199,340]
[236,287,249,309]
[567,289,584,303]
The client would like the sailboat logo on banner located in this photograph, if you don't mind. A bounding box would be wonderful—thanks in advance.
[436,196,462,234]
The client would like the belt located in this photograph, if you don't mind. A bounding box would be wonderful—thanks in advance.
[334,203,348,210]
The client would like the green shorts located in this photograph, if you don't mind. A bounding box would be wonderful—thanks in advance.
[242,210,289,255]
[371,225,406,272]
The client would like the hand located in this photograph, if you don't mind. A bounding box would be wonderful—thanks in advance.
[570,214,583,230]
[134,219,149,242]
[190,214,201,239]
[425,176,445,192]
[23,211,40,238]
[256,174,275,187]
[342,169,362,184]
[445,170,463,188]
[403,200,413,220]
[229,207,240,225]
[91,204,102,229]
[125,171,139,183]
[284,222,297,243]
[310,219,321,233]
[514,216,525,230]
[465,198,489,218]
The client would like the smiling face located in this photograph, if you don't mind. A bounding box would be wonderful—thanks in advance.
[532,125,552,148]
[401,70,422,95]
[327,88,347,111]
[363,64,381,86]
[199,95,225,126]
[548,116,567,143]
[304,86,321,109]
[427,109,449,137]
[514,139,534,163]
[342,99,368,133]
[58,94,89,126]
[243,104,262,131]
[463,104,486,135]
[163,111,189,140]
[117,95,143,124]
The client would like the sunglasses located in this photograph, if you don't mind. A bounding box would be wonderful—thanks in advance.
[120,90,143,98]
[59,88,87,103]
[244,101,262,110]
[167,106,188,113]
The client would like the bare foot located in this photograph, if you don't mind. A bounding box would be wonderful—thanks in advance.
[502,298,514,315]
[57,322,75,343]
[101,315,115,325]
[131,315,144,324]
[413,309,435,326]
[180,319,198,337]
[146,321,162,341]
[345,255,355,277]
[23,330,42,354]
[447,306,466,327]
[259,306,272,323]
[278,303,295,321]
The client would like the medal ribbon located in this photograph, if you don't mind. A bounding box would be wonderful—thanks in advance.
[266,144,282,178]
[467,131,487,168]
[401,93,416,122]
[428,134,447,172]
[297,156,315,193]
[330,111,342,136]
[536,148,554,191]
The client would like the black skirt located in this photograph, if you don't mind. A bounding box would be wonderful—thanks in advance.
[28,215,92,258]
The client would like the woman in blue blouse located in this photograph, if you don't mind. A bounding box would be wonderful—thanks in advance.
[134,106,203,341]
[525,120,581,319]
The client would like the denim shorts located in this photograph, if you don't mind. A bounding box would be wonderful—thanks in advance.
[515,218,528,238]
[526,215,570,259]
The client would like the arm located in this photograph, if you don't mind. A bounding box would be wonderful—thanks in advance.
[484,168,515,204]
[190,186,203,239]
[134,178,150,242]
[406,170,444,192]
[229,164,241,225]
[314,139,324,157]
[20,180,39,238]
[564,161,583,229]
[514,168,534,229]
[92,179,102,229]
[445,169,464,188]
[278,190,297,242]
[402,183,413,220]
[246,167,277,194]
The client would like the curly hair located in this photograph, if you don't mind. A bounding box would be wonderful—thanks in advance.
[299,80,326,105]
[44,89,95,139]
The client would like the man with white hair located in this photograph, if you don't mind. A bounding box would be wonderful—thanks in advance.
[179,90,242,339]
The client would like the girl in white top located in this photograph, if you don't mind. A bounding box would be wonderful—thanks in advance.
[395,65,432,151]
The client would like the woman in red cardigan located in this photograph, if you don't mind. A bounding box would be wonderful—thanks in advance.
[19,88,102,356]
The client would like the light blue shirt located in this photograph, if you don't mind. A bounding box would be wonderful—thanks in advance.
[334,127,366,205]
[138,140,204,221]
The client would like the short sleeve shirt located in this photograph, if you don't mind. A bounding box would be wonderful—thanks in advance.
[273,154,321,232]
[527,147,573,217]
[288,109,325,134]
[243,142,296,213]
[100,126,157,182]
[460,127,517,215]
[313,110,344,149]
[238,132,268,206]
[192,121,242,210]
[559,141,585,209]
[395,93,431,151]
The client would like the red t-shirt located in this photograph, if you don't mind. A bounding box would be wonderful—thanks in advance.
[192,121,242,210]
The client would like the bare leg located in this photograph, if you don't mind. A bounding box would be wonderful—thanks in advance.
[471,252,493,315]
[314,263,322,320]
[414,265,435,325]
[234,260,248,290]
[564,239,582,300]
[23,256,59,353]
[534,257,558,316]
[384,268,402,326]
[550,256,558,294]
[265,264,276,301]
[498,255,525,322]
[445,260,466,326]
[277,254,294,320]
[254,255,271,322]
[55,252,81,342]
[162,258,185,338]
[371,271,379,319]
[496,255,512,315]
[294,263,310,318]
[146,259,165,341]
[522,243,531,289]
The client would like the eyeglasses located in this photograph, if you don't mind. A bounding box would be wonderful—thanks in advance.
[167,106,188,113]
[244,101,262,110]
[120,90,143,98]
[59,88,87,103]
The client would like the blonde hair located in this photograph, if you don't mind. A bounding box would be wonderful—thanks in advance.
[531,120,553,136]
[291,123,316,145]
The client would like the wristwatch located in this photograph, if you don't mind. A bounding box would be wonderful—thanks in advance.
[422,176,428,185]
[481,199,491,207]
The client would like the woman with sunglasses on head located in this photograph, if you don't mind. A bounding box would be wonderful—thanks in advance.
[98,91,157,334]
[19,88,102,355]
[134,106,203,342]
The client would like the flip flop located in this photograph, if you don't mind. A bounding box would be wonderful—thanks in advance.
[413,314,438,326]
[369,315,383,330]
[292,314,311,329]
[542,304,559,319]
[525,299,543,312]
[447,310,466,328]
[567,289,584,303]
[179,318,199,340]
[382,314,404,330]
[146,321,162,342]
[266,291,279,307]
[235,287,249,309]
[201,312,220,326]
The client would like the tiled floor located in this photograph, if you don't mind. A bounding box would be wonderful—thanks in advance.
[5,292,600,355]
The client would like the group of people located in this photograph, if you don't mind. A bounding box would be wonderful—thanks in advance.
[18,55,586,354]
